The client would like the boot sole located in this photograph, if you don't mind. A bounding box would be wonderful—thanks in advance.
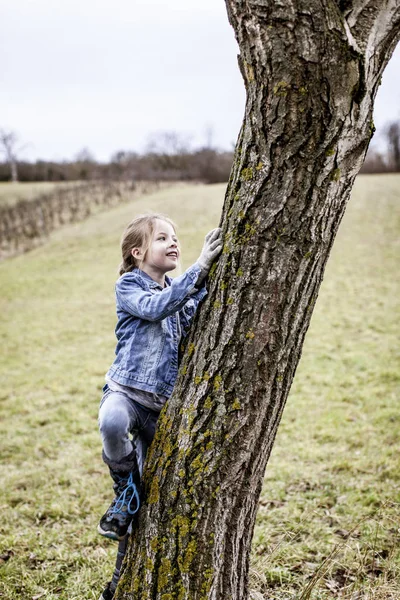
[97,523,127,541]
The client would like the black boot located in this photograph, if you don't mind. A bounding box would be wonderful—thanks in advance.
[99,581,114,600]
[98,450,141,541]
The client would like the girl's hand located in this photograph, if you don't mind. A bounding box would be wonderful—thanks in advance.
[197,228,223,273]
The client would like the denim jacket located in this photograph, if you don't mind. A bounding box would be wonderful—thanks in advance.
[106,262,207,397]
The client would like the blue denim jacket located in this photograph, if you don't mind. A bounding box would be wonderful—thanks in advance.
[106,262,207,397]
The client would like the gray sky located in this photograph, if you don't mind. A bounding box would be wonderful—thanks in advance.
[1,0,399,162]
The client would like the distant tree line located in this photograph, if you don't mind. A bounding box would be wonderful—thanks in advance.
[0,131,234,184]
[1,123,399,183]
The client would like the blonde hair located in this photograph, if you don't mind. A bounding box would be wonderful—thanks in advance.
[119,212,178,276]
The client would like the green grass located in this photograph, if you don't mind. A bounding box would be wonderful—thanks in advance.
[251,174,400,599]
[0,176,399,599]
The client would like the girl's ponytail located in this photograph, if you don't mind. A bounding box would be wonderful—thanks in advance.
[118,255,135,276]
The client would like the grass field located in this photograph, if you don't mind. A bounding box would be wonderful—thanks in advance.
[0,176,399,599]
[0,182,83,207]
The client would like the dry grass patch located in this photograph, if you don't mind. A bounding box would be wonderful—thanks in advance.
[0,176,399,599]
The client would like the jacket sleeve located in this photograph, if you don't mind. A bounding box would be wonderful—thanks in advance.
[116,263,205,322]
[178,280,208,338]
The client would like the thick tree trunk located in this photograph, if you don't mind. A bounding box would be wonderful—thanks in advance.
[114,2,400,599]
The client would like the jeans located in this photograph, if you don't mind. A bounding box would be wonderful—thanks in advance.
[98,385,160,471]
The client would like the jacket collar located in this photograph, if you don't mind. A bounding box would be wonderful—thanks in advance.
[134,268,171,289]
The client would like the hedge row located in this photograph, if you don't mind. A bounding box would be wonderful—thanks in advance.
[0,180,166,260]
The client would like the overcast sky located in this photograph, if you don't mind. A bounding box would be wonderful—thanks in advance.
[1,0,399,163]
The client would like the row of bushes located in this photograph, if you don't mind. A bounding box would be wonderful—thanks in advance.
[0,180,167,260]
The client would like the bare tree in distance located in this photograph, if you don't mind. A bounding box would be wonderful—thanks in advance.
[386,120,400,170]
[75,147,96,163]
[203,124,215,151]
[74,147,97,180]
[142,131,193,180]
[145,131,193,156]
[0,128,29,183]
[113,2,400,599]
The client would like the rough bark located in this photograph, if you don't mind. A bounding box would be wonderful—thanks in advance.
[114,2,400,599]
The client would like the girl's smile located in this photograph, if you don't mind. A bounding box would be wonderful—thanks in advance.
[131,219,180,286]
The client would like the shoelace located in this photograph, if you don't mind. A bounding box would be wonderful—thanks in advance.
[110,472,140,516]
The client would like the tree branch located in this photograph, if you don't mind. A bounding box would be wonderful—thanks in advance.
[341,0,400,60]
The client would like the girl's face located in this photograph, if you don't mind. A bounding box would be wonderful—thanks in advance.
[132,219,180,276]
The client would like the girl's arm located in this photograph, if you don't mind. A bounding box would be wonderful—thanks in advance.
[178,280,208,338]
[116,263,205,322]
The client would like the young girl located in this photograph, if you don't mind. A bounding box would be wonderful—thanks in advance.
[98,212,223,545]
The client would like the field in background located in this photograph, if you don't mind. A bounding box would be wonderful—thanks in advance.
[0,182,83,207]
[0,176,399,599]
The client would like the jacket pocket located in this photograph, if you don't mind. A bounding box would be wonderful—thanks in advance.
[139,322,166,383]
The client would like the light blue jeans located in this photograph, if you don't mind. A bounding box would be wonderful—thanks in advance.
[98,385,159,472]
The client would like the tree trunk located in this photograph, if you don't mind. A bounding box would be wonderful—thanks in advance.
[0,130,20,183]
[10,159,18,183]
[114,2,400,599]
